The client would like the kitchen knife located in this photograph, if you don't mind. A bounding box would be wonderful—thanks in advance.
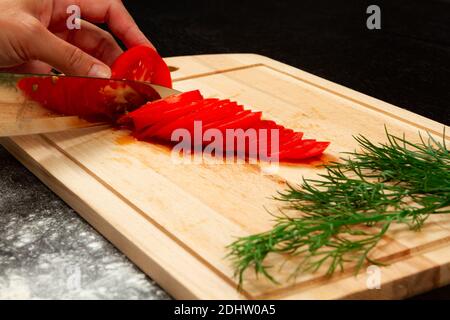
[0,73,180,137]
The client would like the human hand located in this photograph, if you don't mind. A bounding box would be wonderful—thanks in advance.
[0,0,152,77]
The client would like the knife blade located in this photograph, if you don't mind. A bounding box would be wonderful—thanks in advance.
[0,73,180,137]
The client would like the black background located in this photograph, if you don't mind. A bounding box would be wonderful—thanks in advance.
[123,0,449,125]
[122,0,449,299]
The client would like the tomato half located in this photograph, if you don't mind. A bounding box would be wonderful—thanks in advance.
[111,45,173,88]
[18,76,161,121]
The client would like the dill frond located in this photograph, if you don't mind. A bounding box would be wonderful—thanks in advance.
[227,128,450,288]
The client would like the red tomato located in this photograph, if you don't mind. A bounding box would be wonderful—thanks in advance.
[201,102,242,126]
[119,90,203,129]
[128,90,203,119]
[138,99,220,138]
[252,120,282,130]
[111,45,173,88]
[297,142,330,159]
[152,100,221,138]
[215,111,262,132]
[202,104,245,131]
[18,76,161,121]
[280,132,305,150]
[278,140,329,160]
[115,90,330,161]
[160,98,221,123]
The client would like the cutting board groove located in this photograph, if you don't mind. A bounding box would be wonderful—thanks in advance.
[1,54,448,300]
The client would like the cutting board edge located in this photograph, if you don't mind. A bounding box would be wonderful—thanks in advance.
[0,135,245,300]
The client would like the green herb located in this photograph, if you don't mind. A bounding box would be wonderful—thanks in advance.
[227,128,450,288]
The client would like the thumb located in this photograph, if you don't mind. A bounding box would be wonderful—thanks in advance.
[31,28,111,78]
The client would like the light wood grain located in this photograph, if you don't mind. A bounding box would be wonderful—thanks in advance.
[1,54,449,300]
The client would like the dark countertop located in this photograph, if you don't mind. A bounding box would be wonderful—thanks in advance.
[0,0,449,299]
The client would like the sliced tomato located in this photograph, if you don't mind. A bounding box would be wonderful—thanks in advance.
[136,99,207,139]
[297,142,330,159]
[131,90,202,117]
[114,88,330,161]
[185,101,239,130]
[202,109,250,131]
[252,120,282,130]
[280,131,304,149]
[202,105,245,130]
[174,100,242,129]
[215,111,262,132]
[160,98,222,123]
[138,99,221,138]
[133,98,209,132]
[152,100,222,138]
[200,102,242,126]
[111,45,172,88]
[119,90,203,128]
[18,76,160,121]
[278,140,322,160]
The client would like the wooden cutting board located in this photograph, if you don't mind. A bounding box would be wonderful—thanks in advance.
[1,54,449,300]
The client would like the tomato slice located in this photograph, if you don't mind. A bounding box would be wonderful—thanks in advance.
[111,45,172,88]
[200,101,242,126]
[160,98,222,123]
[297,142,330,159]
[278,140,323,160]
[119,90,203,128]
[136,99,206,139]
[202,109,249,131]
[152,100,222,139]
[18,76,160,121]
[215,111,262,132]
[138,98,220,138]
[280,131,304,149]
[133,98,211,132]
[202,105,245,130]
[253,120,282,130]
[114,88,330,161]
[130,90,203,118]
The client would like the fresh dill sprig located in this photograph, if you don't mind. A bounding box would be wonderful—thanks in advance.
[227,128,450,288]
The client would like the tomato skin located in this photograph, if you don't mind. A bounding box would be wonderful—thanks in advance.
[138,99,220,138]
[295,141,330,159]
[214,111,262,132]
[279,132,304,150]
[126,90,203,118]
[278,140,329,161]
[18,76,161,121]
[117,90,203,128]
[118,90,330,161]
[153,100,221,138]
[111,45,173,88]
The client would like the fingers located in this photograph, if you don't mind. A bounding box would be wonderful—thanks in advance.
[0,61,53,74]
[52,0,154,49]
[31,26,111,77]
[55,20,123,66]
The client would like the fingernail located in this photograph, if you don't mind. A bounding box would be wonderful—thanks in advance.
[88,64,111,78]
